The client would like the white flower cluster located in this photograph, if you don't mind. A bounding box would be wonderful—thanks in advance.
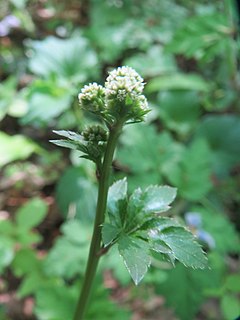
[78,66,149,122]
[78,82,105,104]
[105,66,144,99]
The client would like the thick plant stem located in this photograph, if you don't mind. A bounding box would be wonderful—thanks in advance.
[73,121,123,320]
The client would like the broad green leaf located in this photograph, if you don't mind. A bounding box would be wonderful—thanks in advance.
[28,35,98,82]
[22,93,71,125]
[16,198,48,230]
[0,132,38,167]
[16,229,42,246]
[142,185,177,213]
[221,294,240,320]
[12,248,39,277]
[159,227,208,269]
[146,73,209,92]
[225,274,240,293]
[102,223,120,246]
[118,235,151,285]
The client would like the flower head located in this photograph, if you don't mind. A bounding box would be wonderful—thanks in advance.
[105,66,144,98]
[105,66,149,121]
[78,82,106,113]
[77,66,149,123]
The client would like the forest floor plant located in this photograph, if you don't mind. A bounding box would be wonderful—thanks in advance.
[51,66,208,320]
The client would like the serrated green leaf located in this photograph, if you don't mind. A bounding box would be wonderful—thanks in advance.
[125,188,144,231]
[159,227,208,269]
[107,178,128,212]
[16,198,48,230]
[102,223,120,246]
[107,178,128,227]
[150,239,172,254]
[118,235,151,285]
[144,217,182,233]
[142,185,177,213]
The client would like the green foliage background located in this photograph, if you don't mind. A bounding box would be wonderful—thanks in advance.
[0,0,239,319]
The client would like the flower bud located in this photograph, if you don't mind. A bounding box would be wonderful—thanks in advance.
[82,125,108,143]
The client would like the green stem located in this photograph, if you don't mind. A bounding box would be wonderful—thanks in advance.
[73,121,123,320]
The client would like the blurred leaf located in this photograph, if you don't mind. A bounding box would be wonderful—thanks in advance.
[12,248,39,277]
[35,283,75,320]
[146,73,209,92]
[118,234,151,285]
[225,274,240,293]
[28,35,98,83]
[22,92,71,125]
[168,139,212,200]
[0,77,17,121]
[157,90,201,135]
[221,294,240,320]
[157,255,224,320]
[0,237,14,274]
[0,132,38,167]
[56,167,97,221]
[167,13,229,61]
[198,208,240,254]
[44,220,90,279]
[16,198,48,230]
[124,45,177,78]
[196,115,240,175]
